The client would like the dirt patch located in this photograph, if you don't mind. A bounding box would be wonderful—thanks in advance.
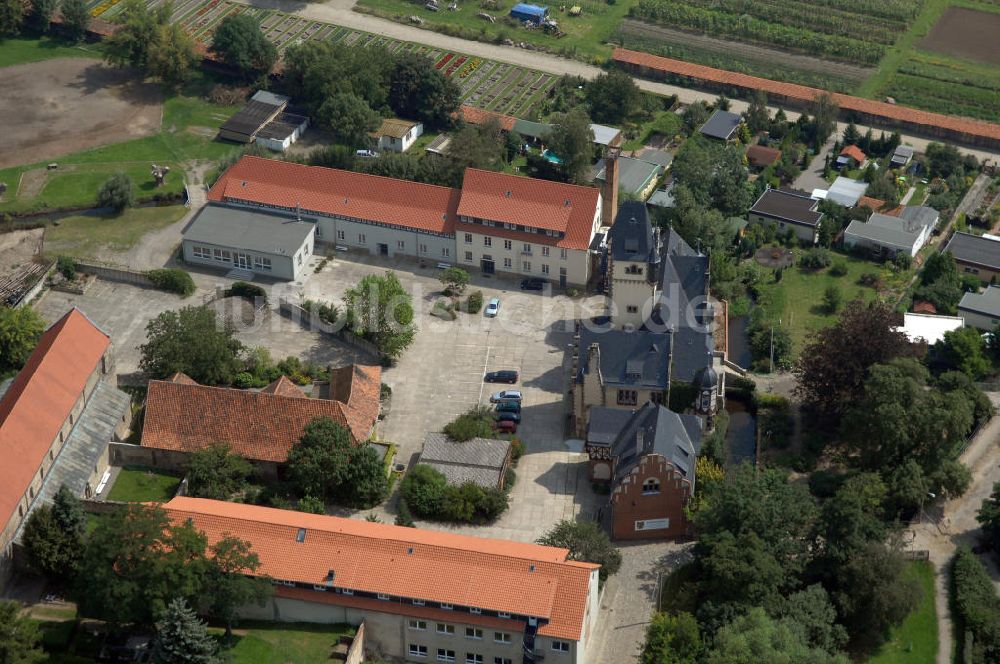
[0,58,163,169]
[620,20,874,82]
[0,228,45,274]
[921,7,1000,66]
[755,246,795,269]
[16,168,52,199]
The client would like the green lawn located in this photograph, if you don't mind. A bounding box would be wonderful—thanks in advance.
[0,36,103,68]
[106,466,181,502]
[621,110,683,151]
[869,561,938,664]
[754,252,898,354]
[214,622,354,664]
[44,205,187,259]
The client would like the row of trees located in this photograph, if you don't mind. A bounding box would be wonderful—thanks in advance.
[0,0,90,40]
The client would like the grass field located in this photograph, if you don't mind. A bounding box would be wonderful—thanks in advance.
[44,205,187,259]
[0,36,103,68]
[106,466,181,502]
[213,622,354,663]
[869,561,938,664]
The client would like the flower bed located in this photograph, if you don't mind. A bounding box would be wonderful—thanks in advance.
[445,55,467,77]
[90,0,120,17]
[459,58,481,79]
[435,52,454,69]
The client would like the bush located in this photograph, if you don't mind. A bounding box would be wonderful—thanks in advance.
[380,383,392,400]
[952,546,1000,662]
[830,261,848,277]
[504,467,517,491]
[395,498,416,527]
[233,371,254,388]
[894,253,913,270]
[431,300,457,320]
[510,438,525,463]
[227,281,267,302]
[301,299,339,325]
[298,495,325,515]
[97,172,135,213]
[56,255,77,280]
[443,407,495,441]
[858,271,882,288]
[147,268,196,297]
[400,464,508,524]
[465,290,484,314]
[798,247,832,270]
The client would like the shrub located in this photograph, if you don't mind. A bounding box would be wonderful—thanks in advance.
[400,464,508,524]
[504,467,517,491]
[301,299,339,325]
[97,172,135,213]
[147,269,196,296]
[395,497,416,527]
[56,255,77,280]
[858,271,882,288]
[227,281,266,302]
[380,383,392,400]
[510,438,525,463]
[830,261,848,277]
[431,300,457,320]
[297,495,326,515]
[798,247,832,270]
[894,253,913,270]
[465,290,484,314]
[443,407,495,442]
[952,546,1000,662]
[233,372,254,388]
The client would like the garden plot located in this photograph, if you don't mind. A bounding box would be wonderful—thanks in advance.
[921,7,1000,66]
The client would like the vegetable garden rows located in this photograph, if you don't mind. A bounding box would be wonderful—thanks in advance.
[83,0,555,118]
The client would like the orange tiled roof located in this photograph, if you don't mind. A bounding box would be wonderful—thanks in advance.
[0,309,110,528]
[459,105,517,133]
[329,365,382,444]
[856,196,885,211]
[141,368,380,462]
[209,156,462,236]
[746,144,781,167]
[612,47,1000,144]
[163,497,598,640]
[840,145,867,163]
[457,169,601,251]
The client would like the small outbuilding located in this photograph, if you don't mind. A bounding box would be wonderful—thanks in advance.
[592,155,663,200]
[509,2,548,23]
[836,145,867,170]
[891,145,915,168]
[698,110,741,142]
[896,312,964,345]
[370,118,424,153]
[746,144,781,169]
[826,176,868,207]
[419,433,512,490]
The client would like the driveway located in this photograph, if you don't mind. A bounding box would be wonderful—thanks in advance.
[793,134,837,193]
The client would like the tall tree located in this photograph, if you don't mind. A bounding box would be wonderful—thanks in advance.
[209,13,277,80]
[59,0,89,41]
[537,520,622,584]
[933,326,991,379]
[344,271,415,360]
[139,306,244,385]
[104,0,171,70]
[388,52,459,129]
[152,598,221,664]
[0,600,45,664]
[545,107,595,184]
[814,472,886,566]
[317,92,380,149]
[706,608,848,664]
[585,70,641,124]
[743,90,770,134]
[444,118,504,175]
[206,536,271,637]
[28,0,56,33]
[976,482,1000,554]
[795,300,914,424]
[186,443,253,500]
[0,306,44,378]
[641,612,703,664]
[96,172,134,213]
[146,21,197,87]
[0,0,26,35]
[286,417,387,507]
[806,93,839,148]
[22,485,86,584]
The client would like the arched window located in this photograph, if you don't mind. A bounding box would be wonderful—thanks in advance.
[642,478,660,495]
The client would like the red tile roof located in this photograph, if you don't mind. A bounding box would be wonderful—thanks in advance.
[457,169,601,251]
[0,309,110,529]
[613,47,1000,144]
[141,366,381,462]
[459,105,517,133]
[329,365,382,444]
[746,144,781,167]
[840,145,867,163]
[856,196,886,211]
[163,497,598,639]
[209,156,461,236]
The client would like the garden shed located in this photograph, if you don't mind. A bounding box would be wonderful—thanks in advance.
[509,3,549,24]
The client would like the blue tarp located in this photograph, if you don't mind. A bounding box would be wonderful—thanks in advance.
[510,3,548,22]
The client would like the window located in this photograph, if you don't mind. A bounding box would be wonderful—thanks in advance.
[192,246,210,259]
[358,233,366,244]
[469,607,482,615]
[617,390,637,406]
[497,612,511,619]
[413,599,426,606]
[465,233,473,244]
[495,659,513,664]
[442,248,450,257]
[494,633,511,644]
[437,649,456,662]
[437,624,455,635]
[341,589,354,596]
[626,305,638,314]
[465,628,482,640]
[551,641,570,652]
[559,267,567,276]
[440,603,453,610]
[213,248,230,262]
[484,237,492,247]
[466,656,483,664]
[420,243,428,254]
[522,243,532,254]
[254,257,272,271]
[465,251,473,261]
[651,392,663,405]
[314,225,322,239]
[522,261,531,272]
[409,644,428,657]
[542,246,550,257]
[504,240,512,250]
[398,240,405,250]
[503,258,512,268]
[377,593,390,600]
[625,265,643,275]
[337,230,346,240]
[409,620,427,631]
[560,248,568,260]
[642,478,661,495]
[541,264,549,275]
[297,252,303,266]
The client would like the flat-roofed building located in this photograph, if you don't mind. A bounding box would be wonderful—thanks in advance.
[162,497,601,664]
[748,188,823,244]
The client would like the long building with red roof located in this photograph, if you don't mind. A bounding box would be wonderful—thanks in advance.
[163,496,601,663]
[205,156,604,286]
[613,47,1000,151]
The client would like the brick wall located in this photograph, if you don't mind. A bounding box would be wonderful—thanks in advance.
[610,454,691,540]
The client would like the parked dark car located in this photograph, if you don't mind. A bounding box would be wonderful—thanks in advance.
[494,419,517,434]
[496,411,521,424]
[485,370,519,384]
[495,401,521,413]
[520,278,545,291]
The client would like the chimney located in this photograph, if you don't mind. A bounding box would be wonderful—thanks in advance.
[636,428,644,456]
[602,147,621,226]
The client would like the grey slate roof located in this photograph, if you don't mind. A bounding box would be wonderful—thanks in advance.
[609,402,702,488]
[513,118,552,140]
[900,205,939,229]
[420,433,510,489]
[827,177,868,207]
[577,327,672,390]
[184,204,315,257]
[946,232,1000,271]
[592,157,663,196]
[959,286,1000,318]
[750,188,823,228]
[586,406,636,446]
[16,381,131,541]
[647,181,676,209]
[699,110,741,140]
[607,201,656,264]
[590,123,622,147]
[845,210,934,252]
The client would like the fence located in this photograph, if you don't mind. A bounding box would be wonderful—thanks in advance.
[76,260,155,288]
[278,297,380,358]
[903,550,930,561]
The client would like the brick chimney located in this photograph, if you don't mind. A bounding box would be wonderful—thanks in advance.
[602,147,621,226]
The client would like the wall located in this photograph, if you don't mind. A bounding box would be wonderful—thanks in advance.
[108,442,280,481]
[457,227,590,286]
[345,621,366,664]
[611,454,691,540]
[76,261,154,288]
[959,307,1000,331]
[748,213,817,244]
[315,218,454,262]
[182,239,299,281]
[957,260,1000,284]
[608,256,656,329]
[277,298,380,358]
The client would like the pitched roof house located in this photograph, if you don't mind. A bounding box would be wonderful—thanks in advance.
[699,110,741,141]
[843,206,938,257]
[945,231,1000,283]
[162,497,600,659]
[748,188,824,243]
[141,365,380,472]
[958,285,1000,330]
[746,144,782,168]
[837,145,867,168]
